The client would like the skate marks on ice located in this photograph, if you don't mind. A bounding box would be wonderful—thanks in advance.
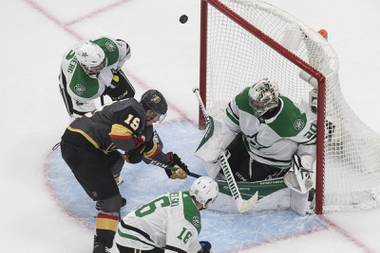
[45,121,326,252]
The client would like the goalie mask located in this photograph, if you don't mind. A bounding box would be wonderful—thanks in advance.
[248,78,280,117]
[75,42,106,75]
[190,176,219,208]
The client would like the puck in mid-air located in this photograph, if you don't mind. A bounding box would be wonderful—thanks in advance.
[179,15,188,24]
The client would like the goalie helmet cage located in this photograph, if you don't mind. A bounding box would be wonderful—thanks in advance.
[198,0,380,214]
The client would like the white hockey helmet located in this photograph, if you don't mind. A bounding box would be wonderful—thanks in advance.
[190,176,219,208]
[75,42,106,75]
[248,78,280,117]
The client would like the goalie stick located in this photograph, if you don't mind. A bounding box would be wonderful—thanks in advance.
[193,88,258,213]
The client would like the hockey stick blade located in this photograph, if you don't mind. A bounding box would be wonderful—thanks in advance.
[237,191,258,213]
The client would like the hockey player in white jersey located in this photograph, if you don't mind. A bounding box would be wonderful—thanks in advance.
[114,176,218,253]
[195,78,316,213]
[59,36,135,118]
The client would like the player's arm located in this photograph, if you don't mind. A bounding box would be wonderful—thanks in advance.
[296,142,316,173]
[117,123,188,179]
[194,96,241,165]
[104,69,135,101]
[61,54,99,116]
[101,38,135,101]
[124,129,189,179]
[224,98,241,133]
[114,38,131,68]
[284,139,316,194]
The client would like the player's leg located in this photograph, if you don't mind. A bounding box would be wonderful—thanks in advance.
[107,151,125,185]
[223,133,251,181]
[60,132,125,252]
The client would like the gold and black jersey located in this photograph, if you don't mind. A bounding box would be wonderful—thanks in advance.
[67,98,148,154]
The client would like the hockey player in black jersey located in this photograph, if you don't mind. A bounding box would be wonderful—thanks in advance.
[60,89,189,253]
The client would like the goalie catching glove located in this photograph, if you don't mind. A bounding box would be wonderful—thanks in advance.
[165,152,189,179]
[284,155,314,194]
[198,241,211,253]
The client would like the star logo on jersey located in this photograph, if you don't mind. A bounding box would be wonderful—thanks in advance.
[105,41,116,52]
[192,216,200,229]
[74,83,86,96]
[293,118,305,131]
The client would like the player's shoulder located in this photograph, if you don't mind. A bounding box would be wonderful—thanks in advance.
[111,98,145,116]
[91,36,120,65]
[279,96,315,122]
[273,96,317,140]
[234,87,255,115]
[279,95,298,109]
[180,191,201,234]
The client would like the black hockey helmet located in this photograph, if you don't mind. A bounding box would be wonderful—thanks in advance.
[140,89,168,115]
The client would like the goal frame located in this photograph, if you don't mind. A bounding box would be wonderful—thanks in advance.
[198,0,327,214]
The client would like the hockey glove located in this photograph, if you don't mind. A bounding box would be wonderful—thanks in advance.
[104,69,135,101]
[123,144,146,164]
[113,174,123,185]
[198,241,211,253]
[165,152,189,180]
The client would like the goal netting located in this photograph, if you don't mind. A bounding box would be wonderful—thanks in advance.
[199,0,380,213]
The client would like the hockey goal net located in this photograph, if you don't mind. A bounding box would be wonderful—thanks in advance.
[199,0,380,213]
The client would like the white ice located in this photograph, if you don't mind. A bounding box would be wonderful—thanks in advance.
[1,0,380,252]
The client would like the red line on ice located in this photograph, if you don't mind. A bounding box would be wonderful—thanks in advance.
[22,0,83,40]
[320,215,375,253]
[64,0,131,26]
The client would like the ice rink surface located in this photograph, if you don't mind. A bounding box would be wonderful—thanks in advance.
[46,122,326,253]
[1,0,380,252]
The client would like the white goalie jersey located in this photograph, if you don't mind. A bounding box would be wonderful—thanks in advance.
[195,87,316,177]
[115,191,202,253]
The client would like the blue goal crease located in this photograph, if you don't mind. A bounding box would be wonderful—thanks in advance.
[45,121,327,253]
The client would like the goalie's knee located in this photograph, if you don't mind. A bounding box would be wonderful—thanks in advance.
[96,194,126,213]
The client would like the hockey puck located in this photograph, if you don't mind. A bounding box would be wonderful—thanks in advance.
[179,14,188,24]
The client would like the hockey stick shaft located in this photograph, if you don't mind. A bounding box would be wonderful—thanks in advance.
[219,151,258,213]
[192,88,211,125]
[145,158,201,178]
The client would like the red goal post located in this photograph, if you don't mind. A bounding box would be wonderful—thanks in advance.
[198,0,380,214]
